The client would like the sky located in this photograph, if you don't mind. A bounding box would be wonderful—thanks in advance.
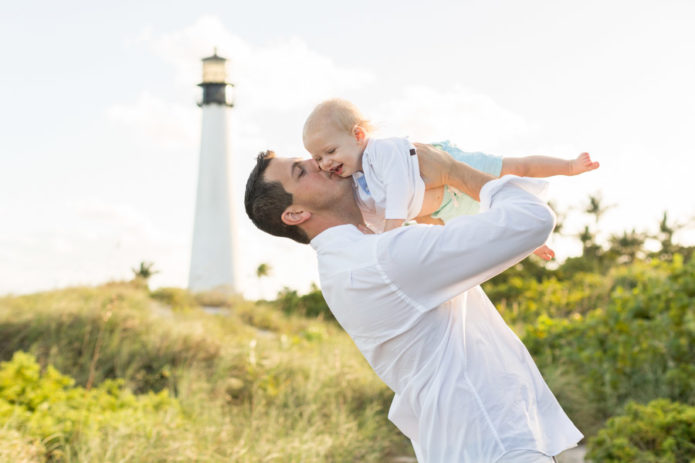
[1,0,694,299]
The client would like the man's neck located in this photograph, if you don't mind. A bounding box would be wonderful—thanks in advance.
[303,201,365,241]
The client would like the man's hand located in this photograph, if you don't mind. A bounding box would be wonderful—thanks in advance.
[413,143,456,188]
[414,143,495,203]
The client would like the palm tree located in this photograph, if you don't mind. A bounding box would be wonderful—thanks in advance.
[608,229,646,264]
[131,261,158,288]
[256,263,271,279]
[256,263,272,299]
[585,192,615,224]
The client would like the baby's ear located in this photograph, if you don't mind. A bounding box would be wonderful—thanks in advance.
[353,125,366,142]
[281,207,311,226]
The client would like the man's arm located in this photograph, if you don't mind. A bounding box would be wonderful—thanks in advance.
[376,176,555,311]
[414,143,494,203]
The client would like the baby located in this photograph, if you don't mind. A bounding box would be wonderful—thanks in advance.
[302,99,599,260]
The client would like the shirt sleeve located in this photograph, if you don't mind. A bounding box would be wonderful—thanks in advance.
[376,176,554,311]
[372,139,420,220]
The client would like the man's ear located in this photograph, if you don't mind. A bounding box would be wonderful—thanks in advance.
[353,125,366,143]
[281,207,312,226]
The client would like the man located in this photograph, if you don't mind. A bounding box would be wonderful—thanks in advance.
[244,143,583,462]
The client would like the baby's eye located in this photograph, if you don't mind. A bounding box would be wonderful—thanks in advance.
[327,148,336,154]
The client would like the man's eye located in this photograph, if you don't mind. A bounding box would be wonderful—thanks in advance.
[298,167,306,177]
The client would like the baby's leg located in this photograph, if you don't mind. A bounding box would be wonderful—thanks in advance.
[533,244,555,261]
[414,215,444,225]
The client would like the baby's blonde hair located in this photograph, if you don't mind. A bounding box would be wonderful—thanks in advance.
[303,99,374,141]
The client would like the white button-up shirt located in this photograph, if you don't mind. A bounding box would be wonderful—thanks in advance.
[310,176,583,462]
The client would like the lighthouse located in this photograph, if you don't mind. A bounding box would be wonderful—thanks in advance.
[188,50,238,293]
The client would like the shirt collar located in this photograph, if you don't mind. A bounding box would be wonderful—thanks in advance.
[310,224,363,251]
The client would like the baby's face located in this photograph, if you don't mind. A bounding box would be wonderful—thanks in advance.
[304,122,365,178]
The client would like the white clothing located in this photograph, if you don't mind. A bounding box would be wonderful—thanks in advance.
[496,450,557,463]
[310,176,583,462]
[354,137,425,232]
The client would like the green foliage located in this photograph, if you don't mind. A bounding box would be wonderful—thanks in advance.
[522,255,695,434]
[0,284,410,462]
[0,351,180,460]
[587,399,695,462]
[150,287,201,312]
[274,283,335,321]
[131,261,158,281]
[486,271,610,327]
[256,262,272,279]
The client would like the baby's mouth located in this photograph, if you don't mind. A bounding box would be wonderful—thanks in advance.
[331,164,344,176]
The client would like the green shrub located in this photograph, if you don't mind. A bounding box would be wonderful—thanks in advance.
[0,351,181,460]
[0,284,412,462]
[274,283,334,321]
[523,255,695,434]
[587,399,695,462]
[150,287,200,312]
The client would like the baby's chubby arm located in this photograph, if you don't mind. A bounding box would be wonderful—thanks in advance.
[501,152,599,177]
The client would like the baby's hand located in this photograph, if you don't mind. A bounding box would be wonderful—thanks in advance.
[533,244,555,261]
[570,152,599,175]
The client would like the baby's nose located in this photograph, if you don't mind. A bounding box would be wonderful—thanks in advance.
[317,158,331,171]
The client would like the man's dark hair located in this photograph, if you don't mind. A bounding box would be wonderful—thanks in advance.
[244,150,310,244]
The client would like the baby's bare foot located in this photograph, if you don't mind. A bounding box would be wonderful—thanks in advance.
[570,152,599,175]
[533,244,555,261]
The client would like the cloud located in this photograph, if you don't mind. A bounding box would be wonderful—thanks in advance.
[371,84,534,151]
[107,92,198,150]
[138,16,375,113]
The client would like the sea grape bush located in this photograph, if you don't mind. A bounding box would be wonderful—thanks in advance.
[0,351,181,459]
[587,399,695,462]
[524,255,695,426]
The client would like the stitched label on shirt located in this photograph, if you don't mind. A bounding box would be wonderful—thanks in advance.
[410,148,416,156]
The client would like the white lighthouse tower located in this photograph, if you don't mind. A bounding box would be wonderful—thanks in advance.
[188,50,239,293]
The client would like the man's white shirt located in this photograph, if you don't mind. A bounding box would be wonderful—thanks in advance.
[310,176,583,462]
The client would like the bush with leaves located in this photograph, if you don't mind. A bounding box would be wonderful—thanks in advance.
[274,283,334,321]
[0,351,181,459]
[587,399,695,462]
[523,255,695,434]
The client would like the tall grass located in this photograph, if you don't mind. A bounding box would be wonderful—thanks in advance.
[0,283,412,462]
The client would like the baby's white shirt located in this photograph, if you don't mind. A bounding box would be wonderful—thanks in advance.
[353,137,425,233]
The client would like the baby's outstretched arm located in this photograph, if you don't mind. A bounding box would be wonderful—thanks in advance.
[501,152,599,177]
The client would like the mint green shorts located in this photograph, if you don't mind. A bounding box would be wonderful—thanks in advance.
[430,141,503,223]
